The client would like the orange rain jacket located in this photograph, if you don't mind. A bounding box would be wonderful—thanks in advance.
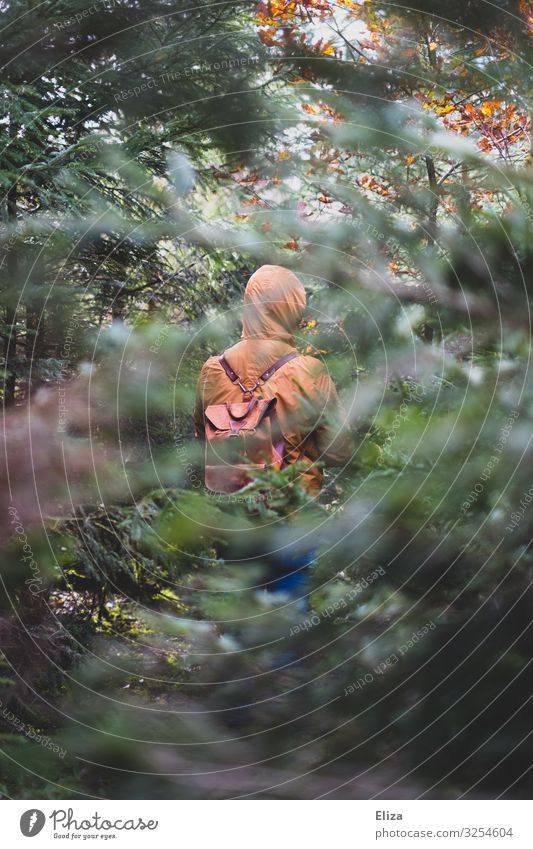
[194,265,353,494]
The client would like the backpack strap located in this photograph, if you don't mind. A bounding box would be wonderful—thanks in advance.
[259,351,300,382]
[219,355,240,383]
[219,351,300,394]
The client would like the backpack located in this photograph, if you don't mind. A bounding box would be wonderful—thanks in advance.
[203,351,301,493]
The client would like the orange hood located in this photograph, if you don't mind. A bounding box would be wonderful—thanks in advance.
[241,264,306,343]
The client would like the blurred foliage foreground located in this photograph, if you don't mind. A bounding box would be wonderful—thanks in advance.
[0,0,533,799]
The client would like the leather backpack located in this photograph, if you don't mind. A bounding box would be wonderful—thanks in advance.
[203,352,300,493]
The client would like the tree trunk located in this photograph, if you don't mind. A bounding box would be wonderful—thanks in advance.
[25,248,46,397]
[424,154,439,247]
[4,179,18,405]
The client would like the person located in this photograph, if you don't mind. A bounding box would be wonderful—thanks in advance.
[193,264,353,605]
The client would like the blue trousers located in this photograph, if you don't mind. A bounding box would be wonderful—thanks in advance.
[263,548,316,601]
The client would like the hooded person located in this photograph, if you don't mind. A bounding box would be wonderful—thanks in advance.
[194,264,353,496]
[193,265,353,605]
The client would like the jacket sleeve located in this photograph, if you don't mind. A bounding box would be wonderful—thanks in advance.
[309,367,354,467]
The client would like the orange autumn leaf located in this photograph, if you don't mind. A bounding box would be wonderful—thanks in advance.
[520,0,533,33]
[480,100,502,116]
[318,39,336,55]
[258,27,279,45]
[257,0,333,25]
